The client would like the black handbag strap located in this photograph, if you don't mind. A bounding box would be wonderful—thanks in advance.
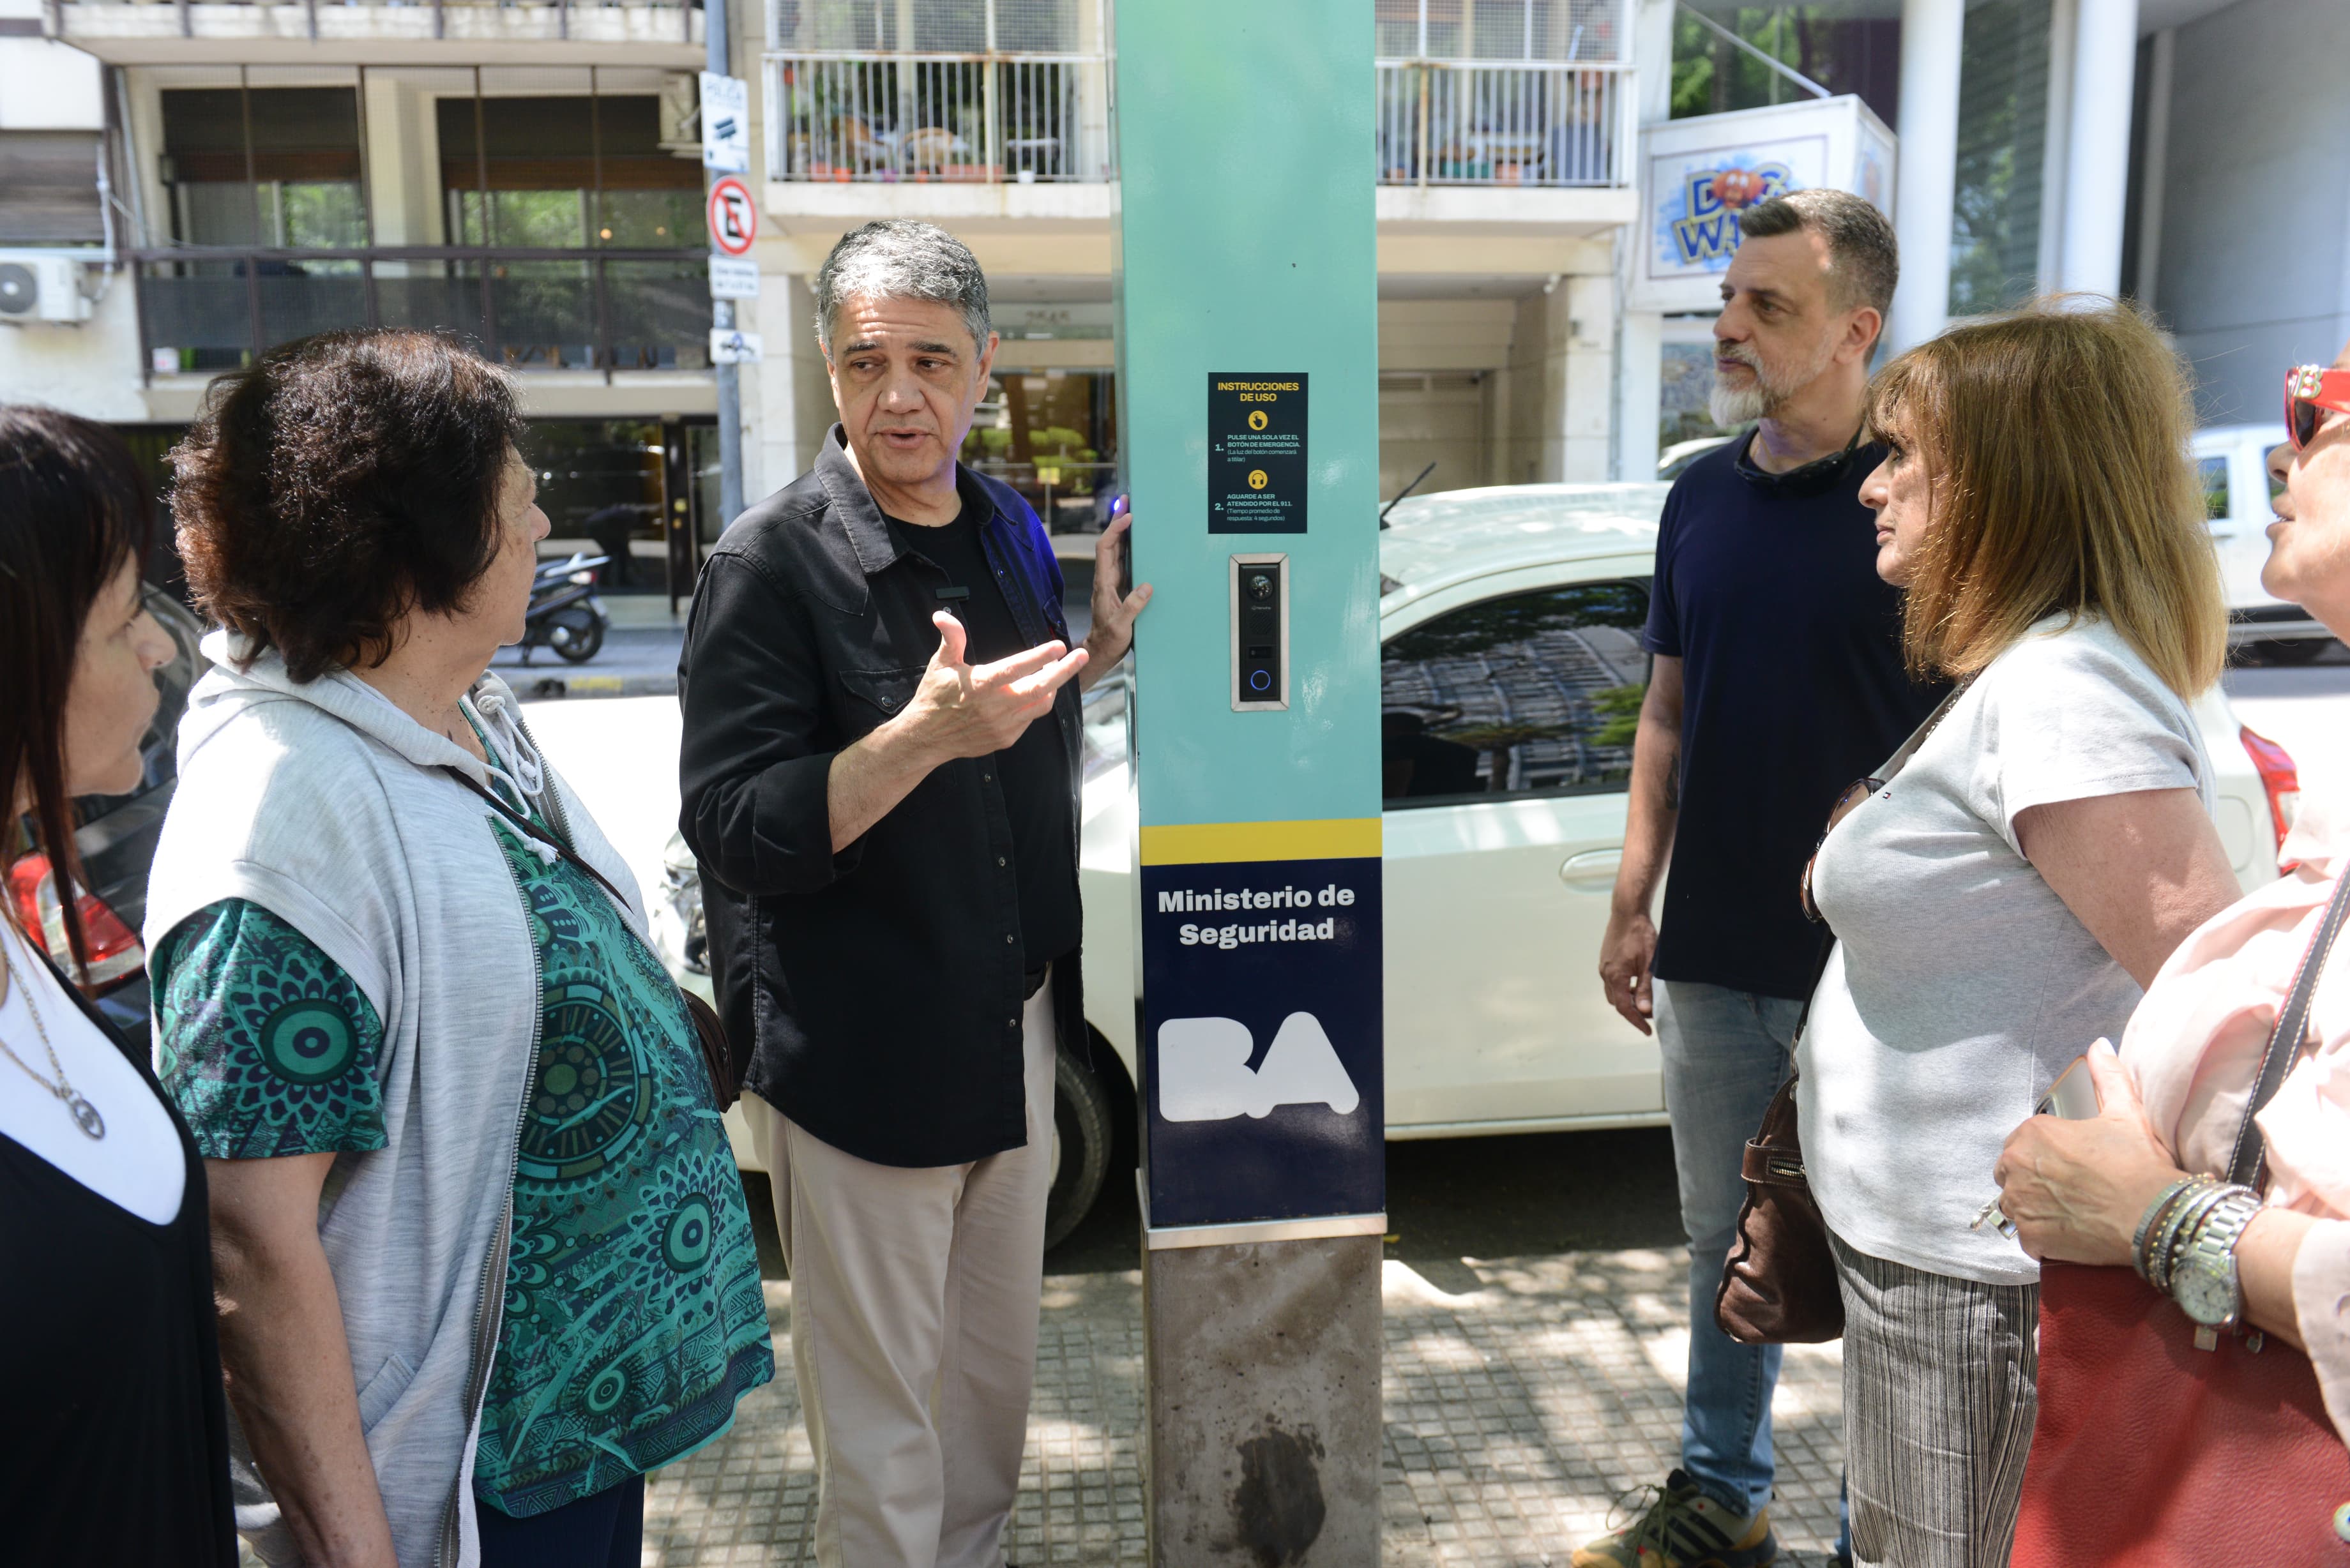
[2227,870,2350,1188]
[442,766,632,911]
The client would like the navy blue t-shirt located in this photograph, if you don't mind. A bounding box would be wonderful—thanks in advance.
[1642,430,1948,1000]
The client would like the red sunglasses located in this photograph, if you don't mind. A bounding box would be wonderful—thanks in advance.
[2286,364,2350,450]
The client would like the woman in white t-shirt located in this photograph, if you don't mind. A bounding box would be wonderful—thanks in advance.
[1798,301,2245,1568]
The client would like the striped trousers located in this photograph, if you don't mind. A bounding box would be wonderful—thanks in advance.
[1830,1233,2040,1568]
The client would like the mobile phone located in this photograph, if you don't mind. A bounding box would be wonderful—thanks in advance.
[2036,1054,2102,1120]
[1110,492,1132,598]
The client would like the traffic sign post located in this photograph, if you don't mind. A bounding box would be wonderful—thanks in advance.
[1118,2,1383,1560]
[708,255,761,301]
[707,176,757,258]
[699,71,750,175]
[709,327,763,365]
[702,0,744,548]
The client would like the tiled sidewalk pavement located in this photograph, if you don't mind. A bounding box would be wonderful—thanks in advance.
[639,1248,1846,1567]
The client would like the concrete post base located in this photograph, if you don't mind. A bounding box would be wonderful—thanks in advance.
[1142,1233,1383,1567]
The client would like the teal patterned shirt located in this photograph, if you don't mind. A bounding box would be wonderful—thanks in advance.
[155,771,773,1518]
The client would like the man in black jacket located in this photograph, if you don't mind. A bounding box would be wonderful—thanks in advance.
[678,220,1149,1568]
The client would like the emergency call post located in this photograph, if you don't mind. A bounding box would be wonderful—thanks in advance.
[1118,2,1384,1560]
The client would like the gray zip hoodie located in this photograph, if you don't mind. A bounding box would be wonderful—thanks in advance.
[146,633,646,1568]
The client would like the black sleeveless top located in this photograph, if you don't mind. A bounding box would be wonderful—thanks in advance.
[0,954,236,1565]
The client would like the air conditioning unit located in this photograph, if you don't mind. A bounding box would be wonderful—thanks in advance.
[0,255,94,324]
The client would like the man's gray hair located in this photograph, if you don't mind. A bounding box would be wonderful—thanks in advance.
[812,220,992,356]
[1740,188,1899,324]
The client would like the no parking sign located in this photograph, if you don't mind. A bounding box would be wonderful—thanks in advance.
[707,176,756,258]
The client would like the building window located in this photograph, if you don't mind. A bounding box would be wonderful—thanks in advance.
[160,87,365,249]
[438,95,702,250]
[0,131,106,247]
[961,368,1116,532]
[1669,4,1900,126]
[1948,0,2052,317]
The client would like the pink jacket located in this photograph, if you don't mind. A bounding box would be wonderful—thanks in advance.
[2120,794,2350,1445]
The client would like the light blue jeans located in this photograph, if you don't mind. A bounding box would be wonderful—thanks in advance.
[1656,979,1847,1555]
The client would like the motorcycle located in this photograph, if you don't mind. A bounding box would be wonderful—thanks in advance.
[517,551,611,665]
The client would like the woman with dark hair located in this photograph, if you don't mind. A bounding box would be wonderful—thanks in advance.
[0,405,234,1563]
[149,330,770,1568]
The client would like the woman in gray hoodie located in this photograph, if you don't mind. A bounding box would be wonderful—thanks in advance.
[149,331,772,1568]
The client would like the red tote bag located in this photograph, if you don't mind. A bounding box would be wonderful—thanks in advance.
[2013,876,2350,1566]
[2016,1262,2350,1565]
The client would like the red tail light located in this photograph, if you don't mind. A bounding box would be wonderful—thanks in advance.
[2240,726,2302,859]
[6,854,146,990]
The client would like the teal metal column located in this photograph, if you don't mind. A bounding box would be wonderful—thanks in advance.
[1114,4,1383,1562]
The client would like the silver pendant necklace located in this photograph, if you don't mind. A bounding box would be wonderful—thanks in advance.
[0,931,106,1140]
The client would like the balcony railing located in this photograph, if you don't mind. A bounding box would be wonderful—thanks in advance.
[1376,60,1628,188]
[761,54,1628,191]
[133,246,709,377]
[766,52,1110,184]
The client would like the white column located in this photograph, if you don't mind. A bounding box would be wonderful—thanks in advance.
[1618,308,1662,479]
[2059,0,2141,296]
[1889,0,1964,354]
[2133,26,2174,303]
[2036,0,2077,290]
[1612,0,1672,480]
[1561,275,1616,482]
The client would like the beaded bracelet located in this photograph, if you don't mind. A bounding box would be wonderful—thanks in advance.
[2135,1175,2219,1287]
[2131,1175,2201,1279]
[2154,1182,2236,1294]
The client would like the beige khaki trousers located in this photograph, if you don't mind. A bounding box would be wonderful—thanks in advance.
[739,970,1056,1568]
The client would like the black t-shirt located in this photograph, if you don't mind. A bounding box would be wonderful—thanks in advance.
[1642,430,1949,1000]
[885,509,1081,969]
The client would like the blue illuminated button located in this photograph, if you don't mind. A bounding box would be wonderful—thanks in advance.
[1248,669,1272,693]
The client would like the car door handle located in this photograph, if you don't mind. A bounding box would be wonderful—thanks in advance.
[1559,850,1621,890]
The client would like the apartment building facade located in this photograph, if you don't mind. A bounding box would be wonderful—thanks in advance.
[1,0,728,592]
[736,0,1645,528]
[2,0,1654,551]
[5,0,2339,556]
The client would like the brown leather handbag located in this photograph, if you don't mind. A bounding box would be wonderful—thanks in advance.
[1714,1064,1844,1344]
[1713,931,1843,1345]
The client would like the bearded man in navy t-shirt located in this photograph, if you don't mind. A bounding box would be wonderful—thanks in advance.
[1577,191,1946,1568]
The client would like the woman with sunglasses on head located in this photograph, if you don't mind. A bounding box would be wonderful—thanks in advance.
[1796,299,2243,1568]
[1992,347,2350,1562]
[0,407,236,1564]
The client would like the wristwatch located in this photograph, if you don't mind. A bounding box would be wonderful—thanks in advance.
[2170,1185,2264,1344]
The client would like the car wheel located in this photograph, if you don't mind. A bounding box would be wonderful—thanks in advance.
[1044,1046,1114,1253]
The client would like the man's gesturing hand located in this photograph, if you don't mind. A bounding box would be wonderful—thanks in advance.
[1080,509,1153,691]
[906,610,1089,762]
[825,612,1088,852]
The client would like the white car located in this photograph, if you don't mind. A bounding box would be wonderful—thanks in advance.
[663,481,2303,1247]
[2193,422,2333,661]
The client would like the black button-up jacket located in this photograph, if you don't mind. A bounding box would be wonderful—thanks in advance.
[678,426,1085,1169]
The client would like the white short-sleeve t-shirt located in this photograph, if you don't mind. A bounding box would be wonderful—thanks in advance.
[1798,614,2212,1285]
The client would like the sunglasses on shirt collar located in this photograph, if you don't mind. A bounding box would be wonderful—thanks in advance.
[2286,365,2350,451]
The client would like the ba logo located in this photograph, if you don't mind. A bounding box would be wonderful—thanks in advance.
[1157,1013,1360,1123]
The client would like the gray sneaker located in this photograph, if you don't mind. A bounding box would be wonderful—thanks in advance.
[1571,1470,1778,1568]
